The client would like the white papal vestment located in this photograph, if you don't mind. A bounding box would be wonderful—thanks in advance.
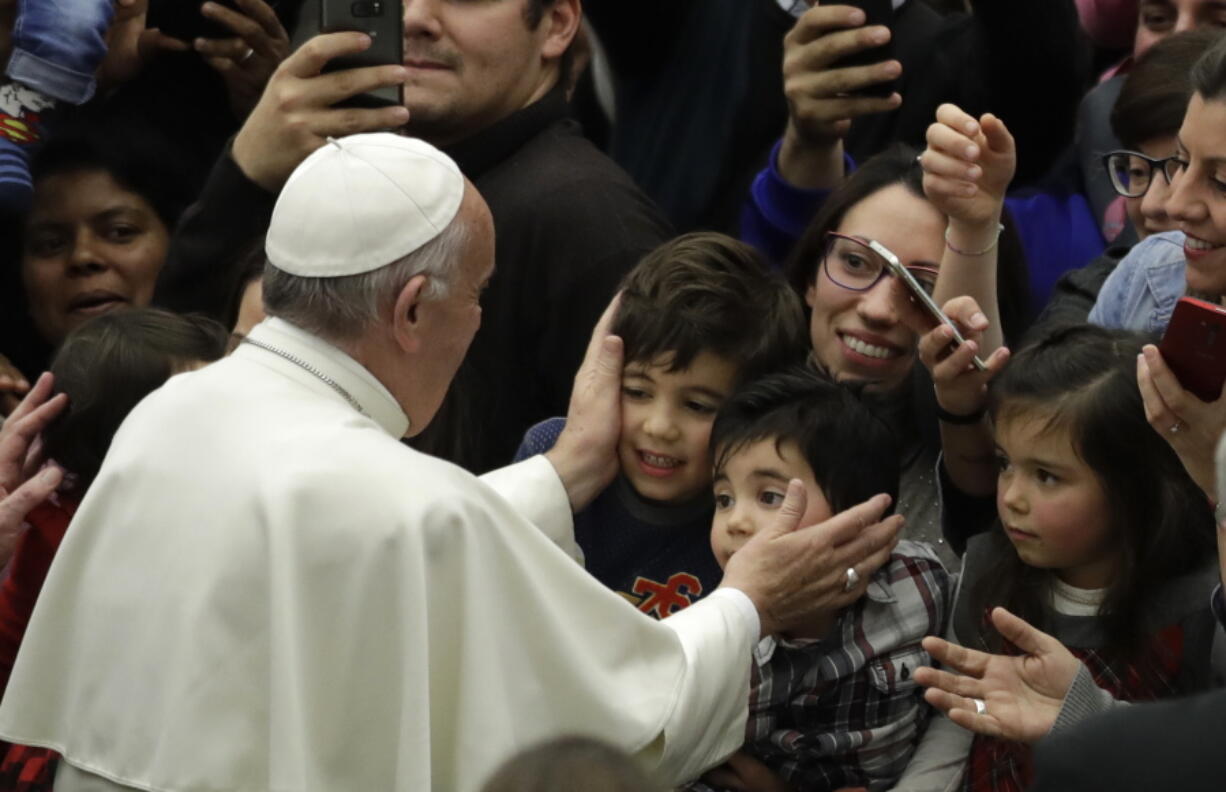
[0,318,757,791]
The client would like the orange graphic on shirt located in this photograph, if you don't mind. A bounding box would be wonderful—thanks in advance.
[630,573,703,619]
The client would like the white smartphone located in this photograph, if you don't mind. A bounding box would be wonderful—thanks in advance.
[868,239,989,372]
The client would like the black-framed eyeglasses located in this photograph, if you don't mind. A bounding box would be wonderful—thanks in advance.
[821,232,939,296]
[1102,150,1181,198]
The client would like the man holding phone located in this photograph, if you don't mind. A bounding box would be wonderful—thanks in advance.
[158,0,671,474]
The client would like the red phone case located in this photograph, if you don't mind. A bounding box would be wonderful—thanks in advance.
[1159,297,1226,402]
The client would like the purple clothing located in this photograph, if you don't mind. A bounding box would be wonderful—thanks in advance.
[740,141,1107,311]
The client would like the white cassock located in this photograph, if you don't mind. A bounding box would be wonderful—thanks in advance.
[0,318,757,792]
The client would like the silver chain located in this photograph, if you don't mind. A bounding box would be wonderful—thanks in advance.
[241,336,368,416]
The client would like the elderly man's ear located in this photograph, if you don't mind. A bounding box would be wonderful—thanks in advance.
[391,274,431,354]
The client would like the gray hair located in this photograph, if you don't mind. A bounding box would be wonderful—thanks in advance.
[262,213,470,342]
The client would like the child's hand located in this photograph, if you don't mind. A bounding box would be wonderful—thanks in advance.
[914,607,1082,744]
[1136,344,1226,500]
[919,105,1016,231]
[913,296,1009,418]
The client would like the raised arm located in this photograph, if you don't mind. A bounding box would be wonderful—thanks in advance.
[920,104,1016,356]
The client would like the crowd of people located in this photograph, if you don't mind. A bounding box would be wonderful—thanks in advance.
[0,0,1224,790]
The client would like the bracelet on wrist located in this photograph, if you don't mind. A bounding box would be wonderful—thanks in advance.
[935,403,987,425]
[945,222,1004,257]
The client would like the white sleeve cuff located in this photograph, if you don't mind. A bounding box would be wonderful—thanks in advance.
[706,587,761,640]
[479,456,581,563]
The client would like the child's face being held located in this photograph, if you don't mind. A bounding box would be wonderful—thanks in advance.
[619,351,738,504]
[710,438,834,569]
[995,411,1118,589]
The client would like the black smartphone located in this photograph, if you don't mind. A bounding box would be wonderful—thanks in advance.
[320,0,404,108]
[830,0,896,99]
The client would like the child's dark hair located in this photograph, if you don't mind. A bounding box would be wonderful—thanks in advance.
[710,366,900,514]
[43,308,230,493]
[612,232,809,385]
[975,324,1215,661]
[480,736,660,792]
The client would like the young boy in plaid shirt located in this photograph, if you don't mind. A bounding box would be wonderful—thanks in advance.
[691,367,952,792]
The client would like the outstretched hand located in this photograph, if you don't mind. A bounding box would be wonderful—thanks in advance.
[545,294,624,512]
[0,373,67,568]
[914,607,1082,744]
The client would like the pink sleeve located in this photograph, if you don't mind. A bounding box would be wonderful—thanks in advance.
[1075,0,1139,50]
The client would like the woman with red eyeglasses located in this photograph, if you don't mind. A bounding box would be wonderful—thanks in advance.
[779,106,1022,572]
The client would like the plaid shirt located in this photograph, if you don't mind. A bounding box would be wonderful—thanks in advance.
[688,541,951,792]
[964,623,1186,792]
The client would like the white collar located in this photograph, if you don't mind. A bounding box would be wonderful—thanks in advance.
[238,317,411,438]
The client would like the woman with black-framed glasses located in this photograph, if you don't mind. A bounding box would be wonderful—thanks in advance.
[1102,148,1182,240]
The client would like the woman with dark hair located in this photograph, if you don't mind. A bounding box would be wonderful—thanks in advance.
[1105,29,1223,241]
[1037,28,1224,331]
[777,109,1019,570]
[899,323,1218,792]
[0,116,199,387]
[1091,31,1226,508]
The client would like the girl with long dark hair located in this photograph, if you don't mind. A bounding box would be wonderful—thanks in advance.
[895,322,1218,792]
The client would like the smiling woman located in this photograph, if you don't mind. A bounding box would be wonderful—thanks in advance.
[1091,33,1226,330]
[10,119,195,356]
[783,144,1029,569]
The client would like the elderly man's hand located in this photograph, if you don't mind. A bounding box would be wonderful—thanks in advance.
[914,607,1082,744]
[231,32,411,193]
[0,373,67,568]
[546,295,623,512]
[720,482,902,637]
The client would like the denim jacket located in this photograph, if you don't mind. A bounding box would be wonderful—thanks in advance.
[1087,230,1186,335]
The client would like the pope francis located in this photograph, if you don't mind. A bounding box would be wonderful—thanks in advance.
[0,134,902,791]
